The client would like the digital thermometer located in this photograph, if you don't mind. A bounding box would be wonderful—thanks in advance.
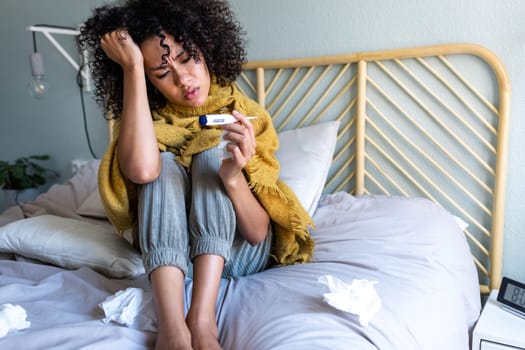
[199,114,258,126]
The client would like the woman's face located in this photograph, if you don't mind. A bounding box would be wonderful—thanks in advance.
[140,33,210,108]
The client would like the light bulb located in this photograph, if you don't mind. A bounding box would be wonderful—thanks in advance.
[28,75,49,98]
[28,52,49,99]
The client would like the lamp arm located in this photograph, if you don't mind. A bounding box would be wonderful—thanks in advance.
[27,25,79,36]
[27,25,91,92]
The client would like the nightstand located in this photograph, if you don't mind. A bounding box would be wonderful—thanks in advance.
[472,290,525,349]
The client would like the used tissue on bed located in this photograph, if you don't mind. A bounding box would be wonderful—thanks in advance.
[0,304,31,338]
[318,275,381,326]
[99,287,157,332]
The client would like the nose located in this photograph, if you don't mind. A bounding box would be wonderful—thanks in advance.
[170,63,191,87]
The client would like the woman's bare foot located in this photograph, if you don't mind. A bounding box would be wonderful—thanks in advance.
[155,325,192,350]
[186,314,222,350]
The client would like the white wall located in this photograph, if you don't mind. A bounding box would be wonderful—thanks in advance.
[1,0,524,284]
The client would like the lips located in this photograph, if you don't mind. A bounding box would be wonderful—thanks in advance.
[184,87,199,100]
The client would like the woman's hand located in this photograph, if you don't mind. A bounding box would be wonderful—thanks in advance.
[218,110,257,185]
[100,29,143,71]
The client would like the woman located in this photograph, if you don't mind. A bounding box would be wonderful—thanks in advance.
[79,1,313,349]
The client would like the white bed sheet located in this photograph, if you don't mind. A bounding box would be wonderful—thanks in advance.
[0,192,480,349]
[219,193,480,350]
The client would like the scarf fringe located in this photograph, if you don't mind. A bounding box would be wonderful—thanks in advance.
[248,180,287,200]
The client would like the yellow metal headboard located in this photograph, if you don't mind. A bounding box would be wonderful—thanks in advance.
[235,44,510,295]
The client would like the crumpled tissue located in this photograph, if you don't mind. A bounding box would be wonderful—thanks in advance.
[219,130,233,160]
[318,275,382,326]
[0,304,31,338]
[99,287,157,332]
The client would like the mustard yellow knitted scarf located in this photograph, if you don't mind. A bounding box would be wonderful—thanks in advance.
[98,82,314,265]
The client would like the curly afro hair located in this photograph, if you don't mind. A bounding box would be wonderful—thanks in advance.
[78,0,246,118]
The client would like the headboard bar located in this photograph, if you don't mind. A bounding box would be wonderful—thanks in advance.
[244,43,510,83]
[491,62,510,291]
[355,60,367,195]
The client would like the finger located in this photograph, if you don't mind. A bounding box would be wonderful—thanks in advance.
[231,110,255,130]
[229,110,256,148]
[100,32,111,45]
[223,128,253,158]
[227,143,247,166]
[117,29,127,40]
[102,29,127,44]
[221,130,254,154]
[101,31,122,51]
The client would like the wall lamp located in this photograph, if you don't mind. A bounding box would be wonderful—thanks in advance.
[26,24,97,159]
[26,24,91,98]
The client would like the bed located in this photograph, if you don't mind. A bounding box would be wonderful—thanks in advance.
[0,43,510,349]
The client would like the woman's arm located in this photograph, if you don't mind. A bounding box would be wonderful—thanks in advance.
[221,171,270,245]
[100,30,161,184]
[219,111,270,245]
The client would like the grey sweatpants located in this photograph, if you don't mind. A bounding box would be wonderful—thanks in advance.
[137,149,272,278]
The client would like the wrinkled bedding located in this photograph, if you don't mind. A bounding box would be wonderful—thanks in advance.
[0,161,480,349]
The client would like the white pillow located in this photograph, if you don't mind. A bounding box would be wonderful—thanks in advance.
[76,189,106,218]
[0,215,144,278]
[276,121,339,215]
[75,121,340,218]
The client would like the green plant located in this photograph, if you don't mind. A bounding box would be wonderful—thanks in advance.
[0,155,59,192]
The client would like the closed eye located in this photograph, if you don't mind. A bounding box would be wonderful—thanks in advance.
[157,71,169,79]
[175,49,193,64]
[154,64,169,79]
